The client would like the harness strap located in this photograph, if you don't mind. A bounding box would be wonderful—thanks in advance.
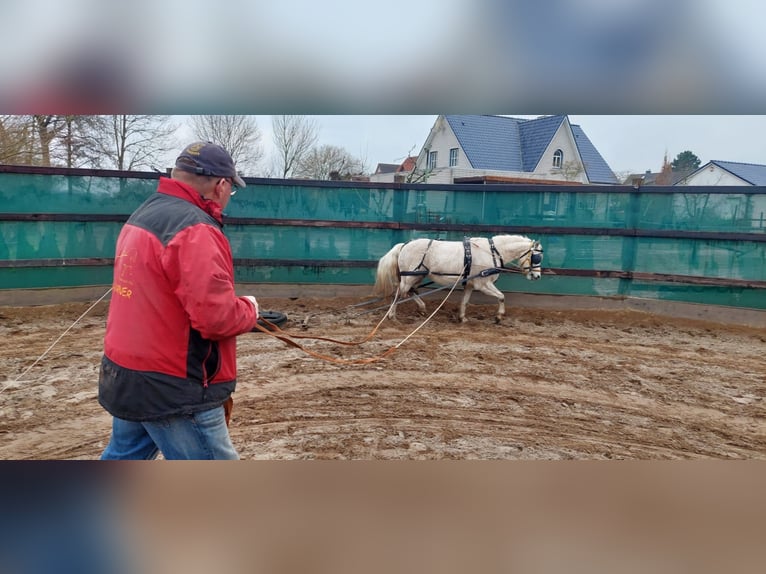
[488,236,504,269]
[399,238,434,276]
[462,237,472,280]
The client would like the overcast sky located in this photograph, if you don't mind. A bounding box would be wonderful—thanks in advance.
[181,115,765,179]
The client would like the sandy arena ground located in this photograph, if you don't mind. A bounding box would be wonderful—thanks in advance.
[0,294,764,460]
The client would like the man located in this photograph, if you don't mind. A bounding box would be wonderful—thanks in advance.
[99,141,258,459]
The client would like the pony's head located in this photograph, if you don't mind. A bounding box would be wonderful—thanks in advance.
[520,239,544,280]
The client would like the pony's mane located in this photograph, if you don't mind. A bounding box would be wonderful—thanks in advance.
[491,233,532,243]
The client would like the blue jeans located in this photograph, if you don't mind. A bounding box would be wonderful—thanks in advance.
[100,405,239,460]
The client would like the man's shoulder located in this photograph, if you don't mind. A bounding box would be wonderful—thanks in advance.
[129,193,220,245]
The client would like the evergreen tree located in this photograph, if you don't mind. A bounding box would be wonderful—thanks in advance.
[671,150,701,175]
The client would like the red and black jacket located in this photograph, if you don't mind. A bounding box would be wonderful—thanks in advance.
[98,177,257,421]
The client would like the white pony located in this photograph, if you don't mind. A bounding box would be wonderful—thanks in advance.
[373,234,543,323]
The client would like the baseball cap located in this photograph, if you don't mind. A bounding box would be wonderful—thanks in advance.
[175,141,246,188]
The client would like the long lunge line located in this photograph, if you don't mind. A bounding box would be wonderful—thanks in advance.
[0,287,113,395]
[251,268,465,365]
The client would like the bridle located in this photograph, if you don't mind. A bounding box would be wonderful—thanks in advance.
[518,240,544,275]
[486,237,543,276]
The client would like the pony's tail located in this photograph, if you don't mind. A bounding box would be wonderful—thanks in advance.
[372,243,404,297]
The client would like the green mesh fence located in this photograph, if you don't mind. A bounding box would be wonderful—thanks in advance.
[1,169,764,309]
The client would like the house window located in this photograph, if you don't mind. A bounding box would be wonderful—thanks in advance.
[427,150,438,171]
[449,148,458,167]
[553,149,563,168]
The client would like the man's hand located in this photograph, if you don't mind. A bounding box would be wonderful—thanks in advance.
[244,295,258,318]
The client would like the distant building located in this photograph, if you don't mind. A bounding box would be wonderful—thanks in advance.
[670,160,766,232]
[674,160,766,186]
[624,169,686,187]
[369,114,618,185]
[624,152,691,187]
[371,156,417,183]
[372,163,399,176]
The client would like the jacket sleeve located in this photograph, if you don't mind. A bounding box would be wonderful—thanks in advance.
[163,223,257,340]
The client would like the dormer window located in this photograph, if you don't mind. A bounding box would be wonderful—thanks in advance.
[553,149,563,168]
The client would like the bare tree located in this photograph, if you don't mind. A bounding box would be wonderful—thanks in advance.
[1,115,177,170]
[189,115,263,176]
[560,159,585,182]
[654,153,674,186]
[271,115,319,178]
[405,146,437,183]
[57,115,111,168]
[33,115,68,167]
[0,116,36,165]
[3,115,81,167]
[295,144,365,180]
[94,115,178,171]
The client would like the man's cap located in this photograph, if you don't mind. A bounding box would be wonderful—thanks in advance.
[175,141,246,188]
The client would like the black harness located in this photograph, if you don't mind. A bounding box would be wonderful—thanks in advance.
[461,237,472,280]
[488,236,504,269]
[399,239,434,277]
[399,237,473,280]
[398,237,543,281]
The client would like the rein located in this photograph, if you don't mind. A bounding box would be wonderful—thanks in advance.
[353,264,512,317]
[251,314,398,365]
[251,265,468,365]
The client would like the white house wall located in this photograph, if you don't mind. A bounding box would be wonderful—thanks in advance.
[369,166,580,185]
[537,121,588,183]
[679,165,749,186]
[414,117,469,184]
[368,172,398,183]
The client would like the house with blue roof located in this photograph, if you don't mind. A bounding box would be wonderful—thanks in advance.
[378,115,618,185]
[674,160,766,231]
[674,160,766,186]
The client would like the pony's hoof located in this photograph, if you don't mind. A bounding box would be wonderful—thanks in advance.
[494,316,503,324]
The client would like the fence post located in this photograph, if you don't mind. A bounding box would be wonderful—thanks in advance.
[618,190,641,296]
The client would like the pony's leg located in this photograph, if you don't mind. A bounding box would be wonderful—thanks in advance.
[409,287,428,315]
[476,281,506,323]
[386,285,402,320]
[459,284,474,323]
[387,278,425,319]
[476,281,505,323]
